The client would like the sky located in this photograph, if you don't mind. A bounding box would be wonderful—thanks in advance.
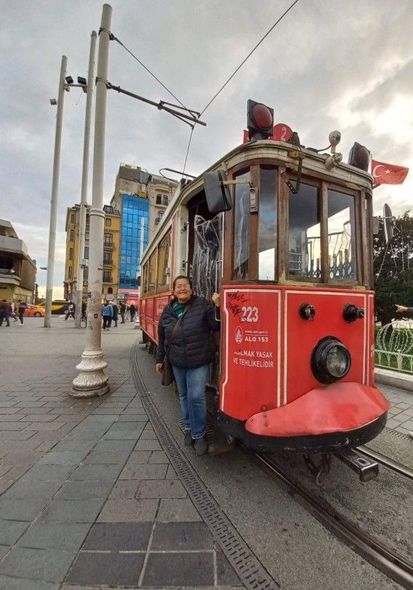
[1,0,412,298]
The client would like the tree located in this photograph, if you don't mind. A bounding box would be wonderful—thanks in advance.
[373,212,413,325]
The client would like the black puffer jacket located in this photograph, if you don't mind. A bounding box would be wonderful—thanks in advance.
[156,295,220,368]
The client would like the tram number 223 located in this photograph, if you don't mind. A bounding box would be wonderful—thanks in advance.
[241,306,259,323]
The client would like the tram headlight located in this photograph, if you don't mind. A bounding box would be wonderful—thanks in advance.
[311,337,351,384]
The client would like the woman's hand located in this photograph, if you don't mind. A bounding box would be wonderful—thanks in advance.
[155,363,163,374]
[212,292,220,307]
[395,305,408,313]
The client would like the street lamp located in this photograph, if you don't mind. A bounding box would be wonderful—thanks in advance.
[72,5,112,398]
[44,55,67,329]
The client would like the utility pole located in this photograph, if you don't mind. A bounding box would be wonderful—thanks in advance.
[44,55,67,328]
[75,31,97,328]
[72,4,112,397]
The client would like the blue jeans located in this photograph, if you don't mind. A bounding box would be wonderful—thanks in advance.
[172,364,210,439]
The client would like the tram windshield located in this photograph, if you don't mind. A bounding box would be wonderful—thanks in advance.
[288,183,357,281]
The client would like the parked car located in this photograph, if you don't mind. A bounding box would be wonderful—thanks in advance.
[24,304,45,317]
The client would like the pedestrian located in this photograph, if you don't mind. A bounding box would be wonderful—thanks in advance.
[11,301,18,322]
[65,301,75,320]
[112,301,118,327]
[18,300,27,325]
[102,301,113,330]
[119,301,126,324]
[0,300,11,327]
[395,305,413,316]
[155,275,220,456]
[129,303,136,322]
[81,301,87,326]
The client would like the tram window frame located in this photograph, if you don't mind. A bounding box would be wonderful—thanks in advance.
[285,175,362,285]
[156,230,171,291]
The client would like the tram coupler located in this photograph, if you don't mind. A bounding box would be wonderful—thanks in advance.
[334,448,379,482]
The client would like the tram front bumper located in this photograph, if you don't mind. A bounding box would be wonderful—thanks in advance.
[245,382,389,438]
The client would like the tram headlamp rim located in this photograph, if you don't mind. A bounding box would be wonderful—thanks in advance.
[311,336,351,384]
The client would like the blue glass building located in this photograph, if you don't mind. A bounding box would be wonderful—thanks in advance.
[119,194,149,290]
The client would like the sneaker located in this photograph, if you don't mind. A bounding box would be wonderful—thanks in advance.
[194,436,208,456]
[184,431,193,446]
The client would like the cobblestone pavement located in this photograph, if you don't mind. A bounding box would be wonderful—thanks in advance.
[0,318,241,589]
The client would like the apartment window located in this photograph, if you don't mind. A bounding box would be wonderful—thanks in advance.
[103,251,112,265]
[105,218,112,226]
[70,229,74,240]
[103,271,112,282]
[69,248,73,260]
[104,233,113,247]
[156,194,162,205]
[162,195,169,206]
[68,266,73,279]
[70,213,75,223]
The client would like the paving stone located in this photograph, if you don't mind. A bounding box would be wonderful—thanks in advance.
[0,498,48,521]
[127,450,152,464]
[66,551,143,587]
[149,450,169,463]
[20,464,74,482]
[83,522,152,551]
[58,479,114,500]
[18,522,90,551]
[151,521,213,550]
[108,480,139,500]
[0,519,29,545]
[82,449,130,464]
[2,478,63,501]
[70,463,123,481]
[98,498,158,522]
[136,479,187,499]
[0,547,76,582]
[142,551,214,587]
[40,498,105,523]
[93,439,136,452]
[134,438,163,451]
[157,498,202,522]
[120,462,168,480]
[52,440,96,452]
[0,576,59,589]
[0,545,9,559]
[37,451,88,465]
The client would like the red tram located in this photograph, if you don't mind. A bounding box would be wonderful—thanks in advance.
[139,102,389,468]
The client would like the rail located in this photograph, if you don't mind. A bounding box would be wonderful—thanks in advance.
[374,349,413,375]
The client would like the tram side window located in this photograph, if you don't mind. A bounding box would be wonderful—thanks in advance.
[288,184,321,279]
[233,171,250,280]
[328,190,357,280]
[258,168,277,280]
[156,232,171,288]
[148,251,157,291]
[142,263,149,294]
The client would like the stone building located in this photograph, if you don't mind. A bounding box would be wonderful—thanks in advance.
[0,219,36,304]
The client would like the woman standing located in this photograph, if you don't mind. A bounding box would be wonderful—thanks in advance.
[156,275,220,456]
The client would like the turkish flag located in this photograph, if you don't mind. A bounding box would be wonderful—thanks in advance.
[371,159,409,185]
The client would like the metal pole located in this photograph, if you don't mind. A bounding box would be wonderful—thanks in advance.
[44,55,67,328]
[75,31,97,328]
[72,4,112,397]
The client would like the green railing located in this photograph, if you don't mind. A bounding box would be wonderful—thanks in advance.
[375,322,413,374]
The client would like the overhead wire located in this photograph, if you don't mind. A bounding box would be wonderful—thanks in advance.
[106,0,300,177]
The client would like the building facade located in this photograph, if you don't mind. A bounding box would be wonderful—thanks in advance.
[0,219,36,304]
[63,205,121,301]
[110,164,177,304]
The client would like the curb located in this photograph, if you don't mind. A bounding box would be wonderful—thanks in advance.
[375,368,413,393]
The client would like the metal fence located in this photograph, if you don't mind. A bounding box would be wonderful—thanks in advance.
[375,349,413,374]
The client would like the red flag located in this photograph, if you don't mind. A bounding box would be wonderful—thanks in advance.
[371,159,409,185]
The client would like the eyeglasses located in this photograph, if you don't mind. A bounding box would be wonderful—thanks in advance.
[175,285,191,291]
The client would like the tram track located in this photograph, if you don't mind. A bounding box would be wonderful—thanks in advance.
[252,451,413,590]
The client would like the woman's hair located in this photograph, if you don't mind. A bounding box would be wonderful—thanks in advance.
[172,275,193,290]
